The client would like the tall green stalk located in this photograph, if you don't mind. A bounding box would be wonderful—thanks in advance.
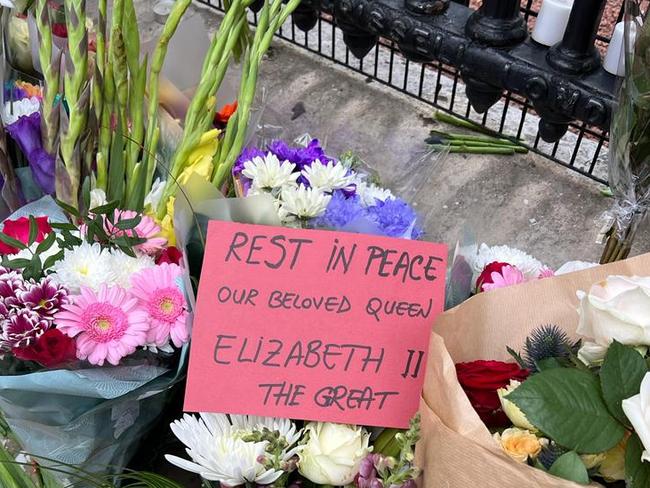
[57,0,89,209]
[35,0,60,156]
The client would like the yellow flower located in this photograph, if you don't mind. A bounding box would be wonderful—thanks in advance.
[580,453,606,470]
[598,436,628,481]
[493,428,545,463]
[498,380,537,432]
[177,129,220,186]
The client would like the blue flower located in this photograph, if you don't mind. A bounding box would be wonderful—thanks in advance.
[367,198,423,239]
[311,191,367,229]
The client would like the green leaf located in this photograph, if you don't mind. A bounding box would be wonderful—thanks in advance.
[626,433,650,488]
[601,340,648,425]
[90,200,120,215]
[35,232,56,255]
[507,346,528,370]
[115,215,142,230]
[506,368,626,453]
[22,257,42,281]
[0,232,27,252]
[50,222,78,231]
[536,357,564,371]
[4,258,32,269]
[107,112,126,204]
[548,451,590,485]
[0,443,34,488]
[43,249,65,270]
[55,198,80,218]
[27,216,38,246]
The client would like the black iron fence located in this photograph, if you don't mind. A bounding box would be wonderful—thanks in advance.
[196,0,649,185]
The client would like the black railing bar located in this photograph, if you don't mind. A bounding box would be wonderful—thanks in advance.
[499,94,511,133]
[417,63,426,98]
[570,125,587,166]
[589,136,607,174]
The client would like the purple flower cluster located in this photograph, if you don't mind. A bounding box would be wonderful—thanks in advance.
[233,139,333,176]
[313,191,423,239]
[0,267,70,350]
[5,112,55,195]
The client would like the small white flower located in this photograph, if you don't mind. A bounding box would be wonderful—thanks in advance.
[50,242,117,293]
[165,414,301,486]
[89,188,107,209]
[2,97,40,126]
[242,154,299,192]
[110,250,156,288]
[352,175,394,206]
[301,160,354,193]
[144,178,166,211]
[279,185,331,221]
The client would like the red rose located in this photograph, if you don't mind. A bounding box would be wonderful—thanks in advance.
[456,360,528,427]
[476,261,509,293]
[156,246,183,265]
[12,329,77,368]
[0,216,53,255]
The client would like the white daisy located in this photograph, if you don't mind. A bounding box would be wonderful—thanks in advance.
[279,184,331,221]
[49,242,117,293]
[242,154,299,192]
[470,243,544,282]
[110,250,156,288]
[2,97,40,126]
[301,160,354,193]
[165,414,301,486]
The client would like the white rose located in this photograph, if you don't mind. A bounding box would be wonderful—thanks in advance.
[577,275,650,347]
[298,422,371,485]
[623,373,650,464]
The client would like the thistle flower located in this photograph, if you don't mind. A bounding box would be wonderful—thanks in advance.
[523,325,572,372]
[538,442,568,470]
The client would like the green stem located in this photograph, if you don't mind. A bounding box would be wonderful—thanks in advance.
[429,144,516,155]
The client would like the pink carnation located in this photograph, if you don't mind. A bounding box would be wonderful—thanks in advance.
[130,263,189,348]
[55,285,149,366]
[481,265,526,292]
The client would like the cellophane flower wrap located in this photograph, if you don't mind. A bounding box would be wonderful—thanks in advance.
[0,195,193,480]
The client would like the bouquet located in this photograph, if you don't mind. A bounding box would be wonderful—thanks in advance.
[164,137,425,488]
[418,252,650,487]
[0,196,191,481]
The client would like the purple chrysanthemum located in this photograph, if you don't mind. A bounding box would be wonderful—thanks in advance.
[267,138,334,169]
[18,278,70,319]
[312,192,367,229]
[1,308,49,349]
[0,269,26,310]
[367,198,423,239]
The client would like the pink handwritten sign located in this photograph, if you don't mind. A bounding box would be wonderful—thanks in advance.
[184,221,447,428]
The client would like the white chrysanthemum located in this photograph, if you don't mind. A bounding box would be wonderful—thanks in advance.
[2,97,39,126]
[351,174,394,206]
[471,243,544,282]
[110,250,156,288]
[50,242,117,293]
[279,185,331,221]
[144,177,166,211]
[165,414,301,486]
[301,160,354,193]
[242,154,299,192]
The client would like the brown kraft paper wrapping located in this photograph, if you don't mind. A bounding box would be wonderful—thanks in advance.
[415,253,650,487]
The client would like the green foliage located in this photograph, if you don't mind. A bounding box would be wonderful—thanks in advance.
[548,451,590,485]
[600,340,648,425]
[506,368,626,453]
[626,433,650,488]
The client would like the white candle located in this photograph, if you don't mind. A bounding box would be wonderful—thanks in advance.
[604,20,638,77]
[531,0,574,47]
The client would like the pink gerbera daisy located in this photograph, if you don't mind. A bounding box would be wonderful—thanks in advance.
[54,285,149,366]
[482,265,526,292]
[108,210,167,255]
[130,263,189,348]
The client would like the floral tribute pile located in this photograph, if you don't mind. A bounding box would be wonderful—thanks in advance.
[0,202,190,370]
